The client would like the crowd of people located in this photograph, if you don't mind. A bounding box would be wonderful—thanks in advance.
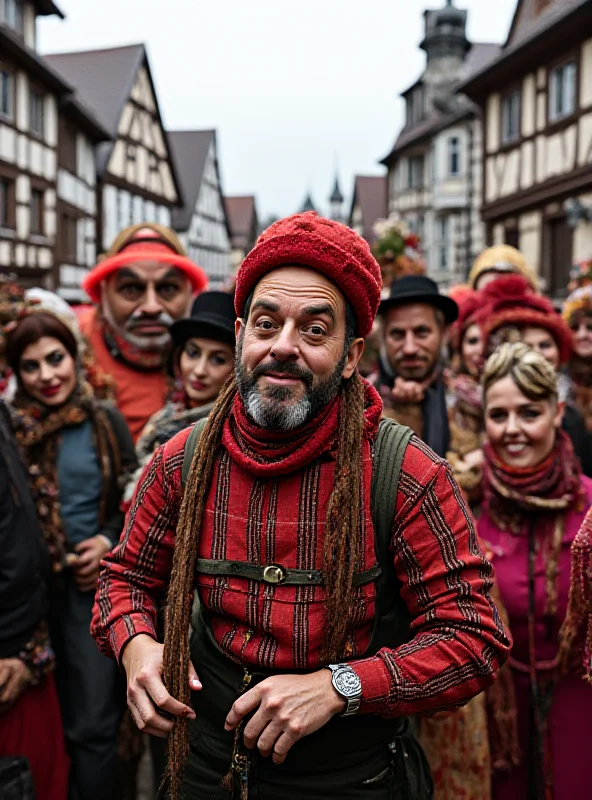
[0,213,590,800]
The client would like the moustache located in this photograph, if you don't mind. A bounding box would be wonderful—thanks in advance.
[125,312,174,331]
[250,360,314,389]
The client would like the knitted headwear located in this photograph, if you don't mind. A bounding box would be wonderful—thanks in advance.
[563,285,592,326]
[478,275,573,364]
[83,223,208,303]
[234,212,382,338]
[449,285,482,351]
[468,245,538,291]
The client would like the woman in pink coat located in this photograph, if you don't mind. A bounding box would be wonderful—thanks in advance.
[478,342,592,800]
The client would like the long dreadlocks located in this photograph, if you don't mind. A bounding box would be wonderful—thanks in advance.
[162,369,367,798]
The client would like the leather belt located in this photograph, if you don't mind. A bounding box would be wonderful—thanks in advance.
[196,558,382,587]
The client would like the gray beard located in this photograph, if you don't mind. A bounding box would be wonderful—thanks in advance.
[235,340,347,431]
[101,302,172,352]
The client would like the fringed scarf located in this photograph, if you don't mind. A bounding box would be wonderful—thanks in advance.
[483,430,585,797]
[559,507,592,683]
[11,382,119,573]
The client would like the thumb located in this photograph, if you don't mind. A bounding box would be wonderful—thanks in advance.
[188,660,202,691]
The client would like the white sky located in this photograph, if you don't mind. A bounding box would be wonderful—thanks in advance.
[38,0,517,220]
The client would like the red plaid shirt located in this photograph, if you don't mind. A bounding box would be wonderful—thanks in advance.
[92,427,510,716]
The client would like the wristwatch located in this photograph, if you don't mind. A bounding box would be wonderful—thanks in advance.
[325,663,362,716]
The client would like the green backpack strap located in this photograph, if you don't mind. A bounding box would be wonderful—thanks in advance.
[368,417,414,653]
[181,417,209,487]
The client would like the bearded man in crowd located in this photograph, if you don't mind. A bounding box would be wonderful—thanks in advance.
[373,275,458,457]
[92,213,509,799]
[79,224,207,441]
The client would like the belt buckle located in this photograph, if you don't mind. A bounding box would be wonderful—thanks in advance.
[262,564,286,585]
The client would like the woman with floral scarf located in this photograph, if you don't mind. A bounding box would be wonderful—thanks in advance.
[3,293,137,800]
[479,342,592,800]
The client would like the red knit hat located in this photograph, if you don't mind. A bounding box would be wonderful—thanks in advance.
[234,212,382,338]
[478,274,573,364]
[83,225,207,303]
[449,287,482,351]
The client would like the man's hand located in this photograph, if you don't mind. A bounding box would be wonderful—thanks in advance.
[72,536,111,592]
[122,634,200,738]
[391,377,430,404]
[0,658,31,712]
[225,670,346,765]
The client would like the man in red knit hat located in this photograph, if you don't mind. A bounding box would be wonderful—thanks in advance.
[79,224,207,441]
[92,213,509,798]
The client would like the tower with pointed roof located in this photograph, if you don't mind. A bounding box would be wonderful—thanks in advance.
[300,192,317,214]
[329,174,345,223]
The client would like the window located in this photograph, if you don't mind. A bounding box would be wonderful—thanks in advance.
[501,90,521,144]
[0,177,15,229]
[58,118,77,173]
[1,0,23,34]
[30,189,44,235]
[549,61,577,122]
[0,69,14,120]
[29,90,44,137]
[406,156,424,190]
[59,214,78,263]
[448,136,461,176]
[436,216,449,270]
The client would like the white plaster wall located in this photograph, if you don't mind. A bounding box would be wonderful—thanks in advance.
[580,39,592,109]
[0,125,16,163]
[15,73,28,132]
[519,211,542,277]
[522,74,536,138]
[486,94,501,154]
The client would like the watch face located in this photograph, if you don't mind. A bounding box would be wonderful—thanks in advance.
[334,668,362,698]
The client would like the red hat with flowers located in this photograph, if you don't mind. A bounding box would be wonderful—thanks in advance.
[83,223,208,303]
[234,212,382,338]
[478,274,573,364]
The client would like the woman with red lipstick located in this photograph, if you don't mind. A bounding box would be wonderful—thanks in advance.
[133,291,235,474]
[478,342,592,800]
[4,297,137,800]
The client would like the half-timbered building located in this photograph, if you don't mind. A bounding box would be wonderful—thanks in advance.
[348,175,388,245]
[224,195,259,270]
[169,129,232,289]
[381,0,499,289]
[460,0,592,298]
[45,44,183,254]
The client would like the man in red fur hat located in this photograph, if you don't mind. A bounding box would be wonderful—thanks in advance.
[92,213,509,798]
[79,224,207,441]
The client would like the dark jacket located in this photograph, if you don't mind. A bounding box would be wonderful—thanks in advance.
[563,403,592,479]
[0,401,48,659]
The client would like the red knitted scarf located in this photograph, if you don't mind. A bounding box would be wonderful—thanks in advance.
[483,429,584,534]
[222,378,382,477]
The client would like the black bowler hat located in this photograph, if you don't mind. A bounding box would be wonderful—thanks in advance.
[378,275,459,324]
[170,291,236,349]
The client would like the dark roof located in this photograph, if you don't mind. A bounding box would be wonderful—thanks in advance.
[32,0,64,17]
[169,130,215,231]
[506,0,583,49]
[381,42,499,163]
[460,0,590,97]
[0,25,71,93]
[330,175,344,204]
[45,44,145,136]
[224,196,258,251]
[349,176,388,244]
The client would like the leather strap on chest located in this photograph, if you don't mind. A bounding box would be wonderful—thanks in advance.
[182,416,413,651]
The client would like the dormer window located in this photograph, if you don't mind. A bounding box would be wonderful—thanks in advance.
[1,0,24,35]
[406,87,425,126]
